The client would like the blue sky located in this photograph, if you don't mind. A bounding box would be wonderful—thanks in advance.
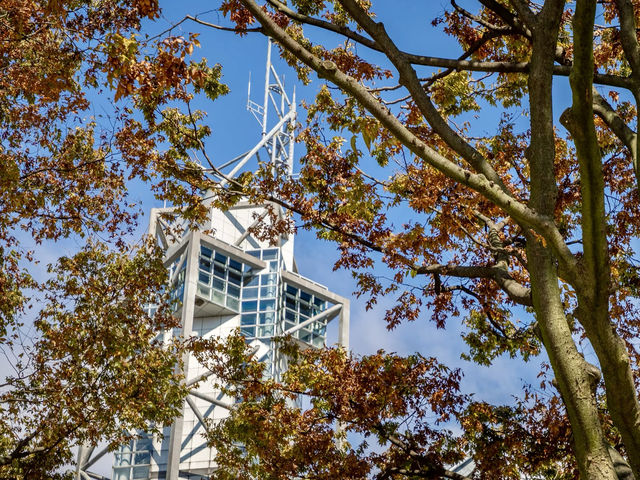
[140,1,545,402]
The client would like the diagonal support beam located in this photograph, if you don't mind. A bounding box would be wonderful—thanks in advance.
[234,211,269,247]
[186,369,215,387]
[186,396,211,434]
[189,390,233,410]
[81,445,109,471]
[282,303,342,336]
[218,109,296,187]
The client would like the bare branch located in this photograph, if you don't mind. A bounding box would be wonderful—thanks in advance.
[266,0,378,50]
[416,263,532,306]
[451,0,512,32]
[592,89,638,162]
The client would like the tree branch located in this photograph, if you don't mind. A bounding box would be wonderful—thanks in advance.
[336,0,510,194]
[613,0,640,85]
[238,0,580,287]
[197,2,633,89]
[451,0,512,32]
[266,0,379,50]
[592,89,638,160]
[416,263,532,306]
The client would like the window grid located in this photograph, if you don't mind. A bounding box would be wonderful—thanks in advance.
[168,258,186,312]
[112,436,151,480]
[195,246,329,347]
[283,283,327,348]
[241,249,280,338]
[197,244,250,312]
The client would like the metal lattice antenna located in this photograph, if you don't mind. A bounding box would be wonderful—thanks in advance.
[216,37,296,186]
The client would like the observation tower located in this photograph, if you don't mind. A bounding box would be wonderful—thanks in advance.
[75,40,350,480]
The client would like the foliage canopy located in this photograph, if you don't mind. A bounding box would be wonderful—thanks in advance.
[0,0,227,476]
[10,0,640,479]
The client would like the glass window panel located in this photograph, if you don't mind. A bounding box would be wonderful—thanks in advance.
[134,451,150,464]
[213,265,226,278]
[215,252,227,263]
[116,452,132,464]
[286,285,298,296]
[241,327,255,337]
[285,321,295,330]
[229,258,242,271]
[226,297,239,310]
[312,335,324,348]
[285,297,296,310]
[197,285,210,298]
[300,304,312,317]
[285,309,296,321]
[261,286,276,298]
[113,469,131,480]
[242,300,258,312]
[259,299,275,311]
[133,466,150,479]
[137,437,152,449]
[247,250,260,258]
[199,258,212,271]
[198,272,210,284]
[300,331,312,343]
[228,271,242,286]
[314,298,325,307]
[261,273,277,285]
[300,291,312,302]
[245,275,260,287]
[228,284,241,299]
[201,246,213,258]
[241,314,257,326]
[212,278,225,292]
[258,325,274,336]
[263,249,278,260]
[259,312,275,324]
[243,287,258,299]
[268,260,278,272]
[213,290,225,304]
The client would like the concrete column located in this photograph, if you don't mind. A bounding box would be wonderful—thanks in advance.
[165,232,200,480]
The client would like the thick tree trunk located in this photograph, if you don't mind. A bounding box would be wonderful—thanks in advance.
[567,0,640,475]
[527,242,617,479]
[526,1,617,476]
[577,299,640,477]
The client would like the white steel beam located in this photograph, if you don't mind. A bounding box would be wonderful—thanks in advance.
[281,271,349,306]
[218,109,295,188]
[186,396,210,434]
[282,304,342,337]
[234,211,269,247]
[189,390,233,410]
[166,232,201,480]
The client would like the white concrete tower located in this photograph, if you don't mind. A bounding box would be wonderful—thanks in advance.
[76,39,350,480]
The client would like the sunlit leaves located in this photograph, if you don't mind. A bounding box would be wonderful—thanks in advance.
[0,0,231,475]
[1,241,186,477]
[196,332,467,480]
